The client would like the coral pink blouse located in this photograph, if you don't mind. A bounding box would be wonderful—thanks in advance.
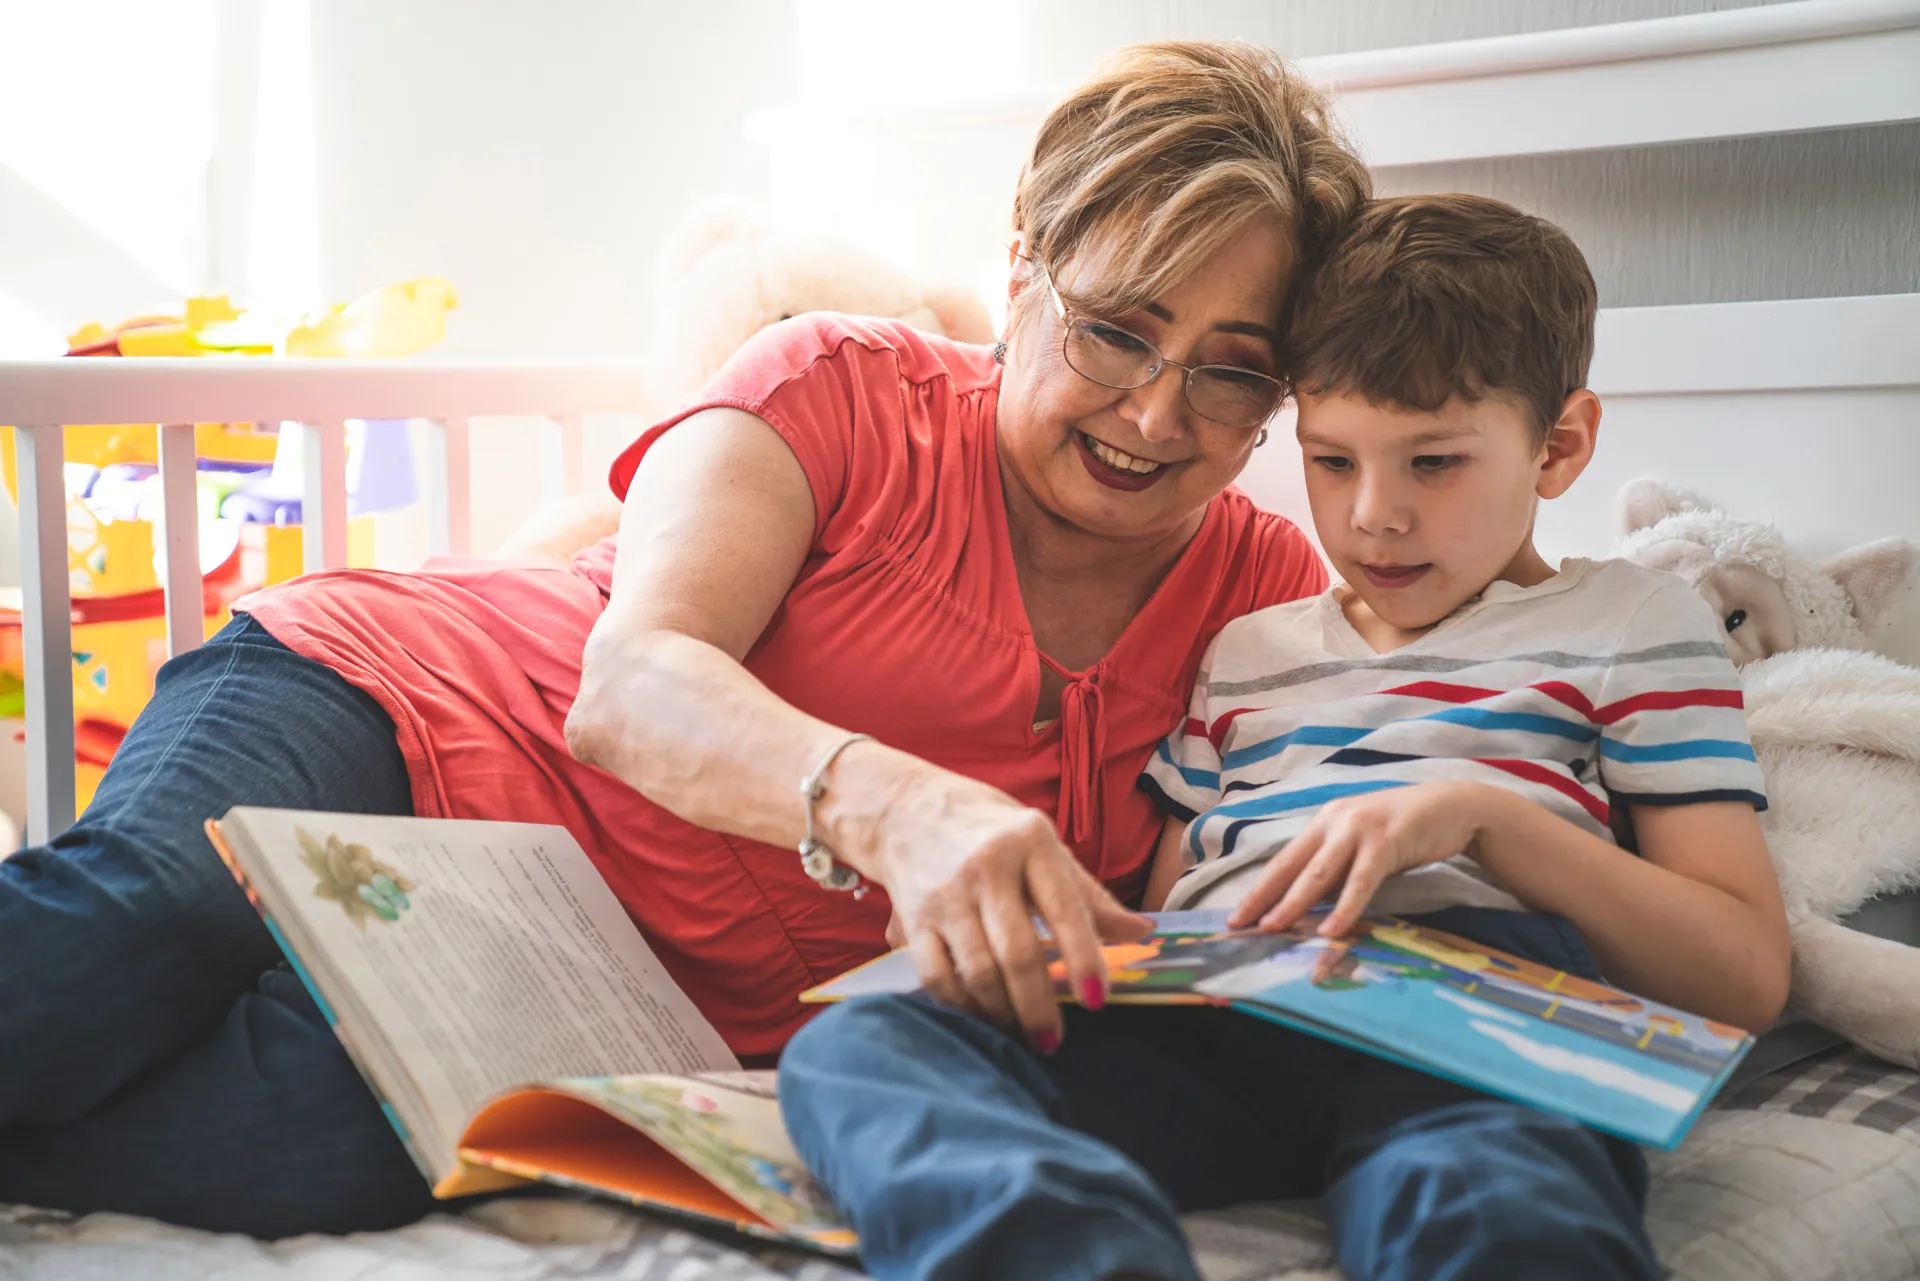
[242,315,1327,1058]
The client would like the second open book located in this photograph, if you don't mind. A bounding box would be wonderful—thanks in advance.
[210,809,1752,1257]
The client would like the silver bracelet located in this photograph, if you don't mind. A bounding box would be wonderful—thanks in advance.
[798,733,873,897]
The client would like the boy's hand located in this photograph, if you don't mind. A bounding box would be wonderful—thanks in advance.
[1227,781,1508,936]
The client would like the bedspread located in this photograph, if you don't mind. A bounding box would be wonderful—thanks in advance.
[3,1050,1915,1281]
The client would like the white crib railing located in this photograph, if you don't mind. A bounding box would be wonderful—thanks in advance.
[0,357,650,842]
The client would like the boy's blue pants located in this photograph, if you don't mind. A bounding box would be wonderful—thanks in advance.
[781,908,1662,1281]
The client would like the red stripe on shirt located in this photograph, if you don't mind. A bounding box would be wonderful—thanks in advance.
[1205,707,1260,751]
[1382,678,1741,726]
[1589,687,1745,723]
[1478,758,1611,826]
[1378,681,1502,704]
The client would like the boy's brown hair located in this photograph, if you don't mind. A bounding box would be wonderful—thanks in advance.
[1284,194,1597,438]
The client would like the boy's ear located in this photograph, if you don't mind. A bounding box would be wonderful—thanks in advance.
[1535,389,1600,501]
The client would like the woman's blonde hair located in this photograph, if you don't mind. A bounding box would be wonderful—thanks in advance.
[1012,40,1370,322]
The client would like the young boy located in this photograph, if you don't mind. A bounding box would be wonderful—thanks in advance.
[782,196,1791,1281]
[1140,196,1790,1039]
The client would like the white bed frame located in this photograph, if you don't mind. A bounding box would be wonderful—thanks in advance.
[2,0,1915,847]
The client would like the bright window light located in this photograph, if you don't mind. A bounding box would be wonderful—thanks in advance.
[0,1,219,299]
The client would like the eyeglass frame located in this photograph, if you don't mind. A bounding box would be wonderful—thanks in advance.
[1038,265,1289,430]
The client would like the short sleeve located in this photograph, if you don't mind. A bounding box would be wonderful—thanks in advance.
[1596,583,1768,811]
[608,314,944,553]
[1140,634,1226,822]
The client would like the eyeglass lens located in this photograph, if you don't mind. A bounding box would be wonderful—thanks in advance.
[1064,319,1281,427]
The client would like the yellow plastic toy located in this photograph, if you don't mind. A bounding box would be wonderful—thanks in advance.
[0,279,457,810]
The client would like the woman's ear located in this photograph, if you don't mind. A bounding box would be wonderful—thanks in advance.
[1536,389,1600,501]
[1005,235,1032,307]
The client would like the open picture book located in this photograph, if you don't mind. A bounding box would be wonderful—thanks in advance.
[206,807,856,1254]
[807,908,1755,1150]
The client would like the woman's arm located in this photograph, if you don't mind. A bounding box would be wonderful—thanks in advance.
[565,408,1146,1048]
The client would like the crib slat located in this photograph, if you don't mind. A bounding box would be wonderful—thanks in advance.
[157,422,203,659]
[425,417,471,556]
[300,419,350,573]
[543,413,587,499]
[16,425,76,842]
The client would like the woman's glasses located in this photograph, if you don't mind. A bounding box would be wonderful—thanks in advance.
[1043,269,1287,429]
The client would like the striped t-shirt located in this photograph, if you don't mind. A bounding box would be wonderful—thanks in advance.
[1144,558,1768,915]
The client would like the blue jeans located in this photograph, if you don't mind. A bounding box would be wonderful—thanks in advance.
[781,908,1660,1281]
[0,615,440,1236]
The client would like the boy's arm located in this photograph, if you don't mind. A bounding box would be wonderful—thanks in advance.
[1142,816,1191,911]
[1228,784,1791,1030]
[1460,791,1791,1031]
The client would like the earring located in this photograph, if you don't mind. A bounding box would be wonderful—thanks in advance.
[1255,427,1270,447]
[991,340,1007,365]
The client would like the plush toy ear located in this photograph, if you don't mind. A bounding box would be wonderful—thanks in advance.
[653,199,767,294]
[918,286,995,345]
[1615,478,1714,535]
[1825,538,1920,634]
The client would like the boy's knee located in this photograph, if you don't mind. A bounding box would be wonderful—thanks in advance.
[1330,1102,1658,1281]
[790,993,1007,1069]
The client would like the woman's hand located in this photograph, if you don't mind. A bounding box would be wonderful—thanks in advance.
[867,763,1151,1054]
[1226,781,1503,936]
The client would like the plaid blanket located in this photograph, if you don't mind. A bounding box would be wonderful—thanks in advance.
[1720,1047,1920,1145]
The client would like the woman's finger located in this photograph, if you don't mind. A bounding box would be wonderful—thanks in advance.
[982,889,1063,1052]
[1027,853,1109,1011]
[1070,860,1153,942]
[1261,835,1355,931]
[1229,822,1327,928]
[908,924,970,1013]
[945,908,1019,1029]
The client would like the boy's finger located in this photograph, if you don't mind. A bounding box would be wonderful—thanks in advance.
[1262,841,1352,931]
[1229,827,1325,928]
[1028,857,1110,1010]
[1321,854,1383,937]
[983,890,1063,1051]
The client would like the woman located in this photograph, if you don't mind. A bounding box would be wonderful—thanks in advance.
[0,40,1365,1240]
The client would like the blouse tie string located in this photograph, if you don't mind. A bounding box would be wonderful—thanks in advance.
[1048,659,1108,862]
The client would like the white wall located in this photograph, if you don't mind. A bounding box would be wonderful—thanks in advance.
[308,0,800,554]
[759,1,1920,654]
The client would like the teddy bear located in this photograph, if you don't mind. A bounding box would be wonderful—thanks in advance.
[1616,479,1920,1068]
[495,201,993,561]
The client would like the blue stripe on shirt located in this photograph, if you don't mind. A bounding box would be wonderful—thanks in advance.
[1208,778,1411,822]
[1221,724,1371,770]
[1154,738,1220,793]
[1598,737,1758,764]
[1220,706,1597,772]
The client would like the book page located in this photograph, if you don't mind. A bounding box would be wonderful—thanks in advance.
[226,808,738,1155]
[545,1072,854,1251]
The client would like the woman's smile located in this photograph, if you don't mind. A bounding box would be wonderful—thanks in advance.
[1074,430,1176,491]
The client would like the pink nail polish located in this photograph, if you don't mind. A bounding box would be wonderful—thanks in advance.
[1081,977,1106,1011]
[1033,1029,1060,1055]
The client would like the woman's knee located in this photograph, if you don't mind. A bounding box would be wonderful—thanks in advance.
[0,972,436,1238]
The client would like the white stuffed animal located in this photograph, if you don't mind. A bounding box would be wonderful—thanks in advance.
[496,201,994,561]
[1617,480,1920,1067]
